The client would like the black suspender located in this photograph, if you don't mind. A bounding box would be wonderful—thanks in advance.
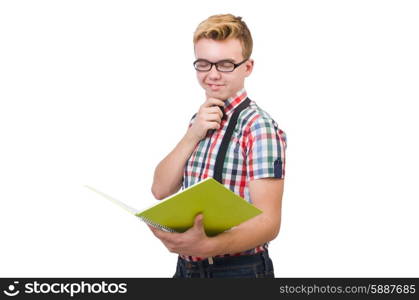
[213,98,251,183]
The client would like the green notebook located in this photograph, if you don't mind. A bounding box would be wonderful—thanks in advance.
[85,177,262,236]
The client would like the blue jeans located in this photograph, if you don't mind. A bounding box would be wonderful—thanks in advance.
[173,251,275,278]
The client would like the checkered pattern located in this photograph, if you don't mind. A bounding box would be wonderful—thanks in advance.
[181,89,287,261]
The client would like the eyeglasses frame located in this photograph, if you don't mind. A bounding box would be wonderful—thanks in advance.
[193,58,249,73]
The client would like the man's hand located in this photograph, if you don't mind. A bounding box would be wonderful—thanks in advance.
[148,214,212,258]
[186,97,224,143]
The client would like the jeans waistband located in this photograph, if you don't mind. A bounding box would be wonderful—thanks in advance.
[179,250,271,269]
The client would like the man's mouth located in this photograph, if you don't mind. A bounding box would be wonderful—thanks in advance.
[207,83,224,91]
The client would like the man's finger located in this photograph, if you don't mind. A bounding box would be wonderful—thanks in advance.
[204,98,225,108]
[148,225,159,236]
[148,225,179,242]
[193,214,204,229]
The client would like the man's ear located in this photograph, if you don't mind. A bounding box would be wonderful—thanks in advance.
[245,59,254,76]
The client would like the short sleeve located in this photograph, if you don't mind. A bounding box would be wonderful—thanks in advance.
[246,116,287,180]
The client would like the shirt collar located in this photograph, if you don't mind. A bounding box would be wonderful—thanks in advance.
[223,88,248,116]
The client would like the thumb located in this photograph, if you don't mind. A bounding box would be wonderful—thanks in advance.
[193,213,204,229]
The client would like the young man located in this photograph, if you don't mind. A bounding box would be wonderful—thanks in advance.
[150,14,287,278]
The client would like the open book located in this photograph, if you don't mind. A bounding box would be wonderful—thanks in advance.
[85,177,262,236]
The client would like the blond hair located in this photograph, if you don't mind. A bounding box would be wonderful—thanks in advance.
[193,14,253,59]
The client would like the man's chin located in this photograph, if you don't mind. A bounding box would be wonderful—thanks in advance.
[205,90,229,100]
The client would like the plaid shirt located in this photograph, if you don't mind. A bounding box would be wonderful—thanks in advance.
[181,88,287,261]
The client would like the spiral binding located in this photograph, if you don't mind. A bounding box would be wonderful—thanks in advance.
[139,216,177,233]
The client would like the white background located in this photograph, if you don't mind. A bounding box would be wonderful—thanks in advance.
[1,0,418,277]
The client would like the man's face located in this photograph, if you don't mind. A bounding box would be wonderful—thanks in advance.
[194,38,253,100]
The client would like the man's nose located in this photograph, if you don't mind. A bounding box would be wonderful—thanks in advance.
[207,65,222,80]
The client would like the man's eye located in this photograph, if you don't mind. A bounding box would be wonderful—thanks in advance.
[217,61,234,68]
[196,61,210,68]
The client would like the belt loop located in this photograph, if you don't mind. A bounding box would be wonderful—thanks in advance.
[197,261,206,278]
[261,250,270,272]
[207,257,214,278]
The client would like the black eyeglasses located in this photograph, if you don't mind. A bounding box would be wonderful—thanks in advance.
[193,58,248,72]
